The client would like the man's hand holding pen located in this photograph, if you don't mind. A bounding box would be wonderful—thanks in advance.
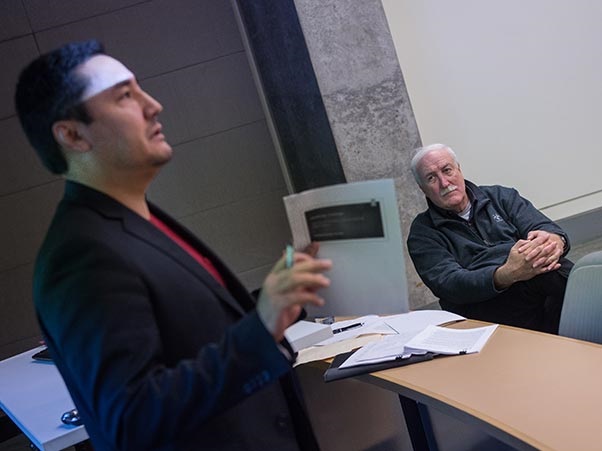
[257,242,332,342]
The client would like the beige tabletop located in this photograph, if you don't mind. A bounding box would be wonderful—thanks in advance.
[347,320,602,451]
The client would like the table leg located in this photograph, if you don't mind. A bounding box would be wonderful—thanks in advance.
[74,440,95,450]
[0,412,20,443]
[398,394,438,451]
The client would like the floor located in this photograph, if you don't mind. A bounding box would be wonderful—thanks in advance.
[566,235,602,263]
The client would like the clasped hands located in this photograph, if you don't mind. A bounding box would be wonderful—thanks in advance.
[257,243,332,341]
[494,230,564,289]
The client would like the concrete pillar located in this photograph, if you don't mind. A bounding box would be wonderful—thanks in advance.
[292,0,436,308]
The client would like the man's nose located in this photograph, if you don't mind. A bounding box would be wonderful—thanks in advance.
[438,174,450,188]
[141,90,163,118]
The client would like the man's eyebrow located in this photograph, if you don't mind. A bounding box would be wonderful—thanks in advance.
[110,79,134,91]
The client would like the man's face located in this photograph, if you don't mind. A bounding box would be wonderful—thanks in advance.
[75,55,172,173]
[416,148,469,213]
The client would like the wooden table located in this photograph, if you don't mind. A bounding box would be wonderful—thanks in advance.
[326,320,602,451]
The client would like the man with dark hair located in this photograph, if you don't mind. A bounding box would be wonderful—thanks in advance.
[407,143,572,333]
[15,40,331,450]
[15,40,102,174]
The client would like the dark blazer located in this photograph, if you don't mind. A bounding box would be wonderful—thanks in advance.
[34,181,308,451]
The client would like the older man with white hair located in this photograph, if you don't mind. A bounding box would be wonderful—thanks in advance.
[407,143,573,333]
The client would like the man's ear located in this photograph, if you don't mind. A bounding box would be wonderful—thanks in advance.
[52,120,91,153]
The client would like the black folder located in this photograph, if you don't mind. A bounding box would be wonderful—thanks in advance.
[323,350,437,382]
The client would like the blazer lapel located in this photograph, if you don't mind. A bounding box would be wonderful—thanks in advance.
[63,181,251,316]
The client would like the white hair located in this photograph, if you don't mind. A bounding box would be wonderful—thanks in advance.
[410,143,459,185]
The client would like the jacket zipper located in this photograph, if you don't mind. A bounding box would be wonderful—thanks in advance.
[463,220,492,246]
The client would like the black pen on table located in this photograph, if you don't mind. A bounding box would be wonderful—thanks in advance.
[332,322,364,334]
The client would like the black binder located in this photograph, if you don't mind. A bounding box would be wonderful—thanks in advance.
[324,350,437,382]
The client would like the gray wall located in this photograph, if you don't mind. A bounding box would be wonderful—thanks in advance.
[0,0,291,360]
[382,1,602,222]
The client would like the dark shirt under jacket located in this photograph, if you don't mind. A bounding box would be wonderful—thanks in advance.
[407,180,573,331]
[34,181,314,451]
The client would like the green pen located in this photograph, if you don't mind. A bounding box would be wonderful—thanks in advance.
[285,244,294,269]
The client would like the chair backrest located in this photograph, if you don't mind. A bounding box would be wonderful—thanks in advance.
[558,251,602,343]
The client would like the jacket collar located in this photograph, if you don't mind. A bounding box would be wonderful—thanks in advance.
[62,181,251,316]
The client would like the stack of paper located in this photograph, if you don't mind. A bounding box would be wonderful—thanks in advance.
[404,324,498,355]
[295,310,468,366]
[339,324,498,369]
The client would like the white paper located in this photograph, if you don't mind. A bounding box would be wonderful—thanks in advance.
[339,332,421,368]
[283,180,409,317]
[294,334,383,367]
[339,324,498,369]
[404,324,498,355]
[316,315,396,346]
[384,310,465,335]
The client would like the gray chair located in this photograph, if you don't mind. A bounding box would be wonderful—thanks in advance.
[558,250,602,343]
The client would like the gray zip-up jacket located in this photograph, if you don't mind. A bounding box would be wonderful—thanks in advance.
[407,180,571,306]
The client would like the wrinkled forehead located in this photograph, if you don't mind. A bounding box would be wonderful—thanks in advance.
[75,54,134,101]
[419,149,457,171]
